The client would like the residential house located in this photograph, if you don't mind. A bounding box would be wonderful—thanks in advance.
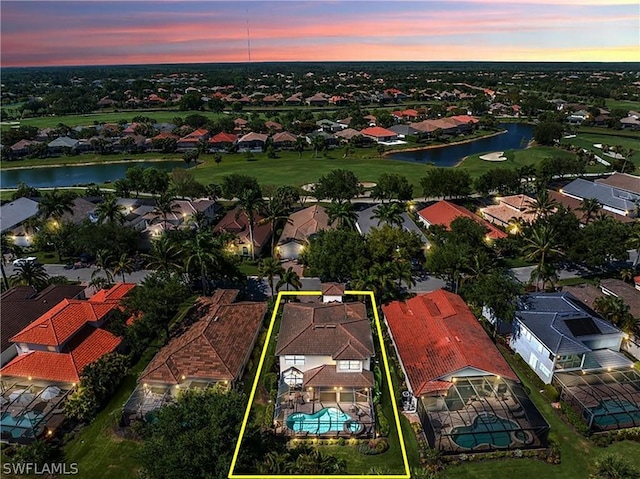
[277,205,334,260]
[355,204,427,242]
[334,128,369,144]
[213,206,272,257]
[47,137,78,155]
[236,132,268,153]
[306,130,339,149]
[596,173,640,196]
[306,93,329,106]
[560,178,638,217]
[383,290,548,451]
[262,94,284,106]
[274,287,375,436]
[388,124,420,138]
[233,118,249,134]
[0,285,85,366]
[144,198,219,237]
[265,120,283,132]
[208,132,237,152]
[285,93,303,105]
[511,292,632,385]
[0,197,40,241]
[10,139,40,157]
[480,194,537,230]
[123,290,266,420]
[271,131,298,150]
[548,190,634,224]
[176,128,210,152]
[316,119,345,133]
[360,126,398,143]
[417,200,507,240]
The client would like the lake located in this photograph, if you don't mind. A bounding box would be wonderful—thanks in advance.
[1,161,188,188]
[387,123,534,165]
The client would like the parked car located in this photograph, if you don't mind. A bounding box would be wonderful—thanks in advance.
[12,256,37,266]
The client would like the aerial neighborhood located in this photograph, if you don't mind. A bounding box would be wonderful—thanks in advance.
[1,61,639,479]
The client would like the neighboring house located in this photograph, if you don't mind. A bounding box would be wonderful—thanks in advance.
[213,206,272,257]
[271,131,298,150]
[277,205,334,260]
[0,285,85,366]
[595,173,640,196]
[383,290,548,452]
[306,93,329,106]
[145,198,218,236]
[511,292,632,385]
[0,197,40,238]
[306,130,339,149]
[560,178,638,217]
[355,204,427,242]
[548,190,634,224]
[265,120,283,132]
[316,119,344,133]
[480,194,537,229]
[10,139,40,157]
[334,128,366,143]
[47,136,78,155]
[360,126,398,143]
[176,128,210,151]
[417,200,507,240]
[236,132,268,152]
[388,124,421,138]
[208,132,237,152]
[0,283,135,384]
[273,286,375,436]
[123,290,266,421]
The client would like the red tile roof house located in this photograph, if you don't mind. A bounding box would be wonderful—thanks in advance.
[271,131,298,150]
[360,126,398,143]
[236,132,268,153]
[276,205,335,260]
[176,128,210,152]
[213,206,272,257]
[417,200,507,240]
[383,290,549,452]
[207,132,237,152]
[122,290,266,421]
[273,287,375,437]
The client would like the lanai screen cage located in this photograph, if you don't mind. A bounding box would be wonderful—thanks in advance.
[417,376,549,453]
[555,368,640,431]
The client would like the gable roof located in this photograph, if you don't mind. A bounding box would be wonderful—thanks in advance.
[548,190,634,223]
[213,206,272,248]
[276,302,374,359]
[596,173,640,196]
[208,132,237,144]
[303,365,374,388]
[418,200,507,239]
[272,131,298,143]
[139,294,266,384]
[383,290,516,395]
[238,132,268,143]
[278,205,333,245]
[322,283,345,296]
[360,126,397,138]
[0,197,40,232]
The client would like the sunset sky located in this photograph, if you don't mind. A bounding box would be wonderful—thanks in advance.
[2,1,638,67]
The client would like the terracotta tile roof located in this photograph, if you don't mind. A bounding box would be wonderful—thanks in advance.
[238,132,268,143]
[213,206,272,249]
[418,200,507,240]
[276,302,373,359]
[334,128,363,140]
[481,196,537,226]
[360,126,397,138]
[208,132,237,143]
[89,283,136,303]
[1,327,121,383]
[139,295,266,384]
[303,365,374,388]
[152,132,179,141]
[382,290,517,396]
[278,205,333,245]
[322,283,345,296]
[265,120,283,130]
[272,131,298,144]
[548,190,634,224]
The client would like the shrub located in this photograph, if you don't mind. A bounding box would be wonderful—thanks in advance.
[543,384,560,402]
[560,402,591,436]
[357,438,388,455]
[263,372,278,393]
[375,404,390,437]
[263,403,275,428]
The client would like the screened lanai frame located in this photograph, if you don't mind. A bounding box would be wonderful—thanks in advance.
[417,376,549,453]
[554,368,640,431]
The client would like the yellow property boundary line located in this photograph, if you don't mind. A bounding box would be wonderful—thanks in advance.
[228,290,410,479]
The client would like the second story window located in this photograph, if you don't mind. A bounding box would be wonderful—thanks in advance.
[337,360,361,371]
[284,355,305,365]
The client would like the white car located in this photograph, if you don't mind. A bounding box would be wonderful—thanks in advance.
[12,256,37,267]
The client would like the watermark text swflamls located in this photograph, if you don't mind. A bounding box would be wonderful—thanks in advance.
[3,462,79,476]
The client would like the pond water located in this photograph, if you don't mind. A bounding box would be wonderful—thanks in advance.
[1,160,188,188]
[387,123,534,166]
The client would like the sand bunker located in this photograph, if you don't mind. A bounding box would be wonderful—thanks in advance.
[479,151,507,161]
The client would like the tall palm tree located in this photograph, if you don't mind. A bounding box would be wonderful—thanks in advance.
[312,135,325,158]
[95,195,126,224]
[258,257,285,297]
[144,236,184,273]
[11,262,50,290]
[184,232,220,295]
[38,189,74,222]
[113,253,135,282]
[187,210,208,231]
[276,267,302,292]
[390,260,415,290]
[259,198,292,255]
[522,224,563,291]
[294,136,307,159]
[152,193,180,231]
[372,202,405,228]
[368,262,395,299]
[526,188,557,220]
[236,189,265,261]
[579,197,601,224]
[326,201,357,230]
[594,296,635,333]
[92,249,114,284]
[620,268,634,284]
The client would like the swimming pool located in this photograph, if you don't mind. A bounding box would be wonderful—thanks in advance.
[286,407,361,434]
[1,411,44,438]
[589,399,640,429]
[450,413,524,449]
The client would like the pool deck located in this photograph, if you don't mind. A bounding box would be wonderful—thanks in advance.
[275,400,374,437]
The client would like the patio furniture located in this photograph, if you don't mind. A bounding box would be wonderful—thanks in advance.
[40,386,61,401]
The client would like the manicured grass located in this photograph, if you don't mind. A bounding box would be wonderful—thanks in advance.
[238,260,261,277]
[604,99,640,112]
[447,345,640,479]
[561,133,640,166]
[2,152,184,169]
[457,146,577,177]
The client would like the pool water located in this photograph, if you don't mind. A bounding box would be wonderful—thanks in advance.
[590,399,640,428]
[451,413,522,449]
[286,407,359,434]
[1,411,44,438]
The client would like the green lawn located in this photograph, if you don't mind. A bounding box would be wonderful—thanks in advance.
[604,99,640,112]
[561,133,640,166]
[447,346,640,479]
[457,146,576,177]
[2,152,184,169]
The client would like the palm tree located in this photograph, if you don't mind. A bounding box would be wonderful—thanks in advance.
[187,210,208,231]
[144,236,184,273]
[526,188,557,220]
[276,267,302,292]
[294,136,307,159]
[369,262,395,299]
[326,201,357,230]
[259,198,292,255]
[113,253,135,282]
[152,193,180,231]
[522,224,563,291]
[38,189,74,221]
[92,249,114,284]
[342,143,353,159]
[579,197,601,224]
[11,262,50,290]
[312,135,325,158]
[594,296,635,333]
[258,257,285,297]
[390,260,415,290]
[95,195,126,224]
[372,202,405,228]
[236,189,265,261]
[184,232,220,295]
[621,268,635,284]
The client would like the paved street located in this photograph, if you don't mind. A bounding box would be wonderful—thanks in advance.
[4,263,153,284]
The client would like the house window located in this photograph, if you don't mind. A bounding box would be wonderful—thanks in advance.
[337,360,361,371]
[284,355,305,366]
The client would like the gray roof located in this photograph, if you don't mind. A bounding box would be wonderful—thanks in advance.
[0,197,40,232]
[388,124,420,136]
[562,178,638,213]
[355,204,427,241]
[48,136,79,148]
[515,292,623,356]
